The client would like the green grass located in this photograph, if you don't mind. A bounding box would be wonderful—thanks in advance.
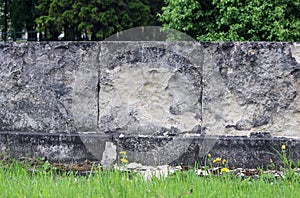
[0,161,299,198]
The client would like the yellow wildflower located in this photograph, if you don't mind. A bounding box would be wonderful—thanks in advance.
[213,157,221,163]
[221,167,230,173]
[281,144,286,150]
[119,151,126,155]
[222,159,227,165]
[207,153,211,158]
[120,158,128,164]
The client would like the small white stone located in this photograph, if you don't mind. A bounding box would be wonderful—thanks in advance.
[127,162,143,170]
[119,133,125,138]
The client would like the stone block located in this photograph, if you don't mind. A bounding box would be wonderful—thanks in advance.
[202,42,300,137]
[99,42,204,136]
[0,42,99,132]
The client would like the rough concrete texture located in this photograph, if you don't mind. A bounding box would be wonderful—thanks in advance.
[99,41,300,138]
[99,42,203,136]
[0,42,99,132]
[1,41,299,137]
[0,41,300,167]
[202,42,300,137]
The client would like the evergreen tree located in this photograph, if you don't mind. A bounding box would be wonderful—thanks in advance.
[10,0,37,40]
[0,0,10,41]
[35,0,163,40]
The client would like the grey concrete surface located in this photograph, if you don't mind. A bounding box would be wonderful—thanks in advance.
[0,41,299,167]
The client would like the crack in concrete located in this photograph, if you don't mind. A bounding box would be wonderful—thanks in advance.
[96,44,101,130]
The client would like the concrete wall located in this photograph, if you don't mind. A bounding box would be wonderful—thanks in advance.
[0,41,299,137]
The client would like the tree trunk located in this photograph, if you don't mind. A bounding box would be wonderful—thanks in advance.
[91,24,101,41]
[2,0,8,41]
[27,26,37,41]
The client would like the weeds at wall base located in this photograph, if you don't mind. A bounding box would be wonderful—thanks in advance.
[0,146,300,197]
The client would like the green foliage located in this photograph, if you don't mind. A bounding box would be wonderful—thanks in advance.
[4,0,299,41]
[0,161,300,197]
[35,0,162,40]
[0,0,164,41]
[159,0,300,41]
[0,0,9,40]
[10,0,37,30]
[0,0,38,40]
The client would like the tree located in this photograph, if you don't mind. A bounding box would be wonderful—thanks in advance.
[0,0,10,41]
[10,0,38,40]
[159,0,300,41]
[146,0,165,26]
[35,0,161,41]
[35,0,64,40]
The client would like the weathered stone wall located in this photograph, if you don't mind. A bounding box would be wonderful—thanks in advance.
[203,42,300,137]
[0,42,99,132]
[0,42,299,137]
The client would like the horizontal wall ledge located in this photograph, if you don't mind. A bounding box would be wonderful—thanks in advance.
[1,131,299,169]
